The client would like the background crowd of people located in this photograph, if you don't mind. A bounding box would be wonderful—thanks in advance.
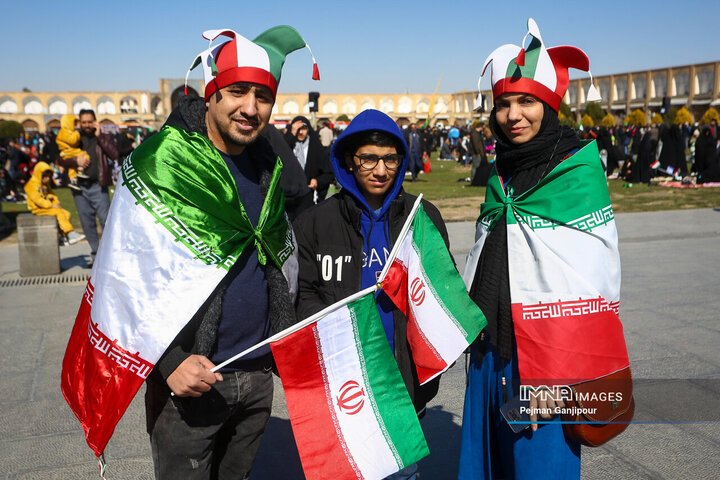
[3,107,720,251]
[582,120,720,185]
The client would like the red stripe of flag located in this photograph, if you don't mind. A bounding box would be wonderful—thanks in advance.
[383,260,448,384]
[270,324,358,480]
[512,304,629,386]
[61,281,146,457]
[405,308,448,384]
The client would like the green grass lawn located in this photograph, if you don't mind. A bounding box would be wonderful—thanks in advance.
[403,153,720,218]
[3,154,719,235]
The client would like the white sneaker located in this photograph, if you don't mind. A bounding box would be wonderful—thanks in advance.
[66,231,86,245]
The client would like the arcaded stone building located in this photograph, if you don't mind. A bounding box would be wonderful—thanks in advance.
[1,61,718,133]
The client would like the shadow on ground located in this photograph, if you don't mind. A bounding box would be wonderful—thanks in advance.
[250,405,462,479]
[250,417,304,479]
[61,253,90,270]
[419,405,462,479]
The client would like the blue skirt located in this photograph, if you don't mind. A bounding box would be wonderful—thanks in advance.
[458,341,581,480]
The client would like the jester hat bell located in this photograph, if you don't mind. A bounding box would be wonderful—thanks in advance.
[185,25,319,100]
[477,18,600,112]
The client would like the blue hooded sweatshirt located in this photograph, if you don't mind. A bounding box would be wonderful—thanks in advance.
[330,109,409,351]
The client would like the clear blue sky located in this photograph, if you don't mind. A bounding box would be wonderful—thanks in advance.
[2,0,718,95]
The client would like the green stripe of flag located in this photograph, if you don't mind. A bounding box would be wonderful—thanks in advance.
[350,295,429,468]
[481,141,612,230]
[411,205,485,342]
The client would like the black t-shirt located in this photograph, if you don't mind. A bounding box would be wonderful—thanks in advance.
[212,150,271,370]
[81,135,99,182]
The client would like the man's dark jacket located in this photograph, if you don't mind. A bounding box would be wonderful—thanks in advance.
[56,133,118,187]
[293,189,449,416]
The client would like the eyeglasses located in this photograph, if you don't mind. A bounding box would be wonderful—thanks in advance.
[353,153,402,171]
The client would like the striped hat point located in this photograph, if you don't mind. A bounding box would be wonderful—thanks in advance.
[184,25,319,100]
[476,18,601,112]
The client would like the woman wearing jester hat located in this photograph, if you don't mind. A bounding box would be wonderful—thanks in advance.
[459,19,631,479]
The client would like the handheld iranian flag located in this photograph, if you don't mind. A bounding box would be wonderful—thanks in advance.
[381,201,487,385]
[271,293,428,480]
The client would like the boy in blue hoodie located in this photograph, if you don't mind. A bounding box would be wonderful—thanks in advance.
[293,109,451,479]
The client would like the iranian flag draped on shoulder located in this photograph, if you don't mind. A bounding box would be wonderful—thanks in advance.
[60,125,296,457]
[382,201,487,385]
[464,140,630,385]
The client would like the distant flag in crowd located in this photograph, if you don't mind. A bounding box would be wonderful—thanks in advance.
[381,202,487,385]
[650,159,660,169]
[271,293,429,480]
[422,75,443,129]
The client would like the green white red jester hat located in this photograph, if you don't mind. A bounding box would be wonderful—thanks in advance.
[476,18,601,112]
[185,25,319,100]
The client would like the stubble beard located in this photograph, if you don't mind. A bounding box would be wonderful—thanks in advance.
[223,123,260,147]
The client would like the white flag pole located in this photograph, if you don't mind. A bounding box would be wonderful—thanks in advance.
[376,193,423,284]
[210,284,378,372]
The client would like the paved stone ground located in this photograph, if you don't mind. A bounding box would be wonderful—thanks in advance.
[1,208,719,479]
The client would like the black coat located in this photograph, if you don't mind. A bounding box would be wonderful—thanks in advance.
[659,124,687,174]
[293,189,450,415]
[285,116,334,201]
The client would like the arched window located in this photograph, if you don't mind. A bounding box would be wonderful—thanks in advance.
[599,80,610,101]
[342,98,357,115]
[416,97,430,114]
[119,96,139,114]
[360,97,376,112]
[322,99,338,114]
[0,96,18,113]
[283,99,299,114]
[633,76,646,99]
[97,96,116,115]
[614,78,628,101]
[567,84,578,104]
[398,96,412,114]
[72,96,92,114]
[23,96,43,114]
[48,97,67,115]
[696,69,714,95]
[653,73,667,98]
[151,96,163,115]
[379,97,394,113]
[22,119,40,131]
[434,98,449,113]
[673,71,689,96]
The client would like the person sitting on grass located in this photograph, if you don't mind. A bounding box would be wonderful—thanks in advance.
[23,161,85,245]
[440,137,457,161]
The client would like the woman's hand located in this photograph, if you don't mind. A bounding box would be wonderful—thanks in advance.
[528,393,565,431]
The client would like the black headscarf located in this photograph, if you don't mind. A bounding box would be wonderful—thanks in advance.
[470,101,580,360]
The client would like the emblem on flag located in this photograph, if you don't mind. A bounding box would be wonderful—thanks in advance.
[271,293,429,480]
[410,277,426,306]
[336,380,366,415]
[381,200,486,385]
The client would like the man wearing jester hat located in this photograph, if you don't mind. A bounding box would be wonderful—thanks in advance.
[460,19,630,479]
[138,26,319,478]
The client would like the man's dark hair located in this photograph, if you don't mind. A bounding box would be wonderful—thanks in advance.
[343,130,404,157]
[41,169,53,178]
[78,109,96,120]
